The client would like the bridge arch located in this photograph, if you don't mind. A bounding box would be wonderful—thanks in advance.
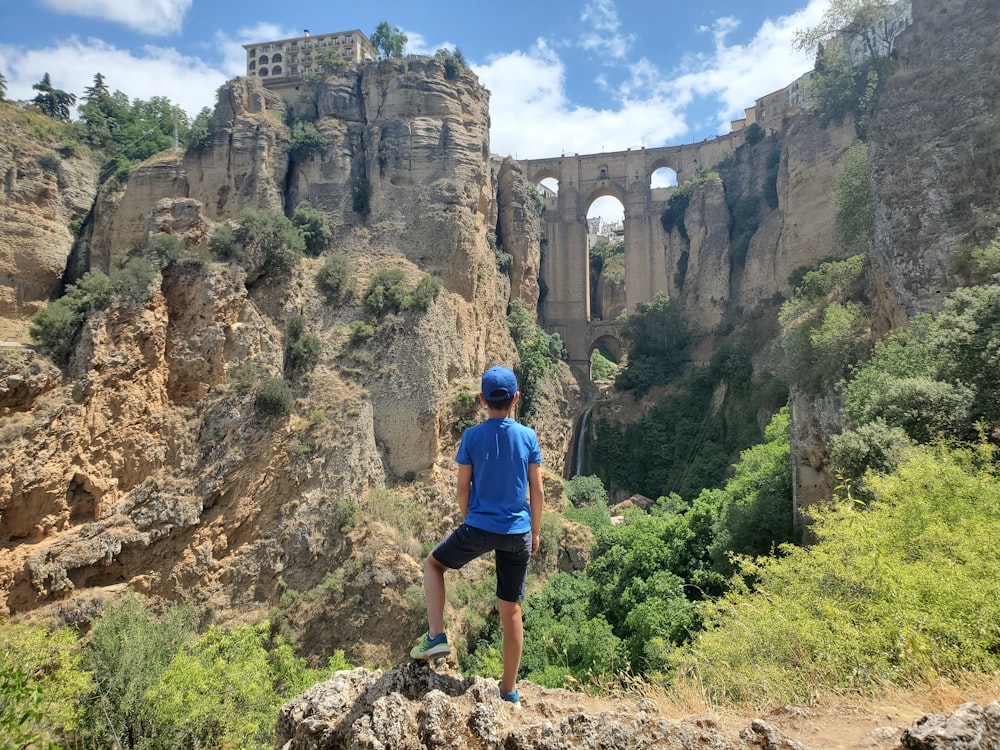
[523,134,742,364]
[590,333,624,363]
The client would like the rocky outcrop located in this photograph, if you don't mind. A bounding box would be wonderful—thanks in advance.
[0,57,549,662]
[496,158,542,315]
[902,701,1000,750]
[87,77,290,272]
[275,662,777,750]
[0,114,97,341]
[277,667,1000,750]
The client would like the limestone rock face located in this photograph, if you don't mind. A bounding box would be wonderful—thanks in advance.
[901,701,1000,750]
[869,0,1000,316]
[0,57,540,647]
[0,116,97,340]
[87,76,289,272]
[496,157,542,314]
[676,174,731,335]
[735,117,856,314]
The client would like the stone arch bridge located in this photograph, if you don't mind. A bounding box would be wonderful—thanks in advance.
[523,133,740,367]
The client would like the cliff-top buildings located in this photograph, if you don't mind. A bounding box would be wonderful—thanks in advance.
[242,29,378,84]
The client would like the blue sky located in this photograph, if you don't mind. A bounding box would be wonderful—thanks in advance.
[1,0,828,220]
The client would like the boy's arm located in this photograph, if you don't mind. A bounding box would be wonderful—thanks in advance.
[456,463,472,520]
[528,462,544,555]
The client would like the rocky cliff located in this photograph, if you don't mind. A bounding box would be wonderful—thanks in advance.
[0,58,580,666]
[0,112,97,341]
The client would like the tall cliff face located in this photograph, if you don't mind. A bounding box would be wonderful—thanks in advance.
[0,59,570,662]
[868,0,1000,318]
[0,112,97,341]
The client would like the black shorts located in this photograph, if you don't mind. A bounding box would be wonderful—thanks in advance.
[431,523,532,603]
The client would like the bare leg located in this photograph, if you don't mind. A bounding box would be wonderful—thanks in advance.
[423,555,448,637]
[498,598,523,694]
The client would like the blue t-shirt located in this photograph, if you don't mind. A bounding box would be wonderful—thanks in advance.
[456,417,543,534]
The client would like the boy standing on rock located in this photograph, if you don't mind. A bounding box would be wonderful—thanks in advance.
[411,366,544,708]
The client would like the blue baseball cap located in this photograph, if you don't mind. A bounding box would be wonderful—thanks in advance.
[481,366,518,400]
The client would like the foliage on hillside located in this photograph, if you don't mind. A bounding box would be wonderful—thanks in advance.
[0,594,349,749]
[507,298,566,424]
[673,441,1000,705]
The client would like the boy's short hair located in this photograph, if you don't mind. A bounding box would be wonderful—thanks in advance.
[481,366,518,407]
[484,395,515,411]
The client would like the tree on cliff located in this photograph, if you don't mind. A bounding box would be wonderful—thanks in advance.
[794,0,910,138]
[31,73,76,121]
[371,21,407,58]
[794,0,905,66]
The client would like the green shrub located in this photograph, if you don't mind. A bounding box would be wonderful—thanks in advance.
[727,194,760,265]
[660,187,691,238]
[79,593,198,749]
[352,177,370,215]
[364,268,409,316]
[255,377,295,416]
[141,234,185,267]
[36,153,60,171]
[284,314,322,378]
[292,201,331,256]
[829,419,911,490]
[675,443,1000,704]
[111,256,157,305]
[564,475,608,509]
[410,273,442,312]
[435,47,467,79]
[0,625,91,746]
[145,623,335,750]
[835,142,874,251]
[0,656,45,749]
[334,498,359,530]
[208,224,239,260]
[349,320,375,343]
[507,298,565,423]
[317,253,354,304]
[743,122,764,145]
[779,256,868,392]
[764,148,780,209]
[235,209,305,277]
[288,120,325,159]
[706,407,795,575]
[187,106,212,152]
[29,270,113,365]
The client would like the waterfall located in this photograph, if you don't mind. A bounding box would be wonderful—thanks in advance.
[573,408,592,477]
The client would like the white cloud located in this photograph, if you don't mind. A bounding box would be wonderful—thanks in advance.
[581,0,623,33]
[0,37,225,119]
[37,0,193,36]
[578,0,633,59]
[666,0,828,133]
[474,40,687,160]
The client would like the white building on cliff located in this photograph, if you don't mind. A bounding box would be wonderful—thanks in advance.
[242,29,378,83]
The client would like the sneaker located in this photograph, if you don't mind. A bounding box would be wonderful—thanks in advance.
[410,632,451,659]
[500,689,521,709]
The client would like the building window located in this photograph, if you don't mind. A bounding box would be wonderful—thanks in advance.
[249,60,256,69]
[272,65,282,75]
[259,68,269,77]
[259,55,268,65]
[271,53,282,63]
[291,67,299,75]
